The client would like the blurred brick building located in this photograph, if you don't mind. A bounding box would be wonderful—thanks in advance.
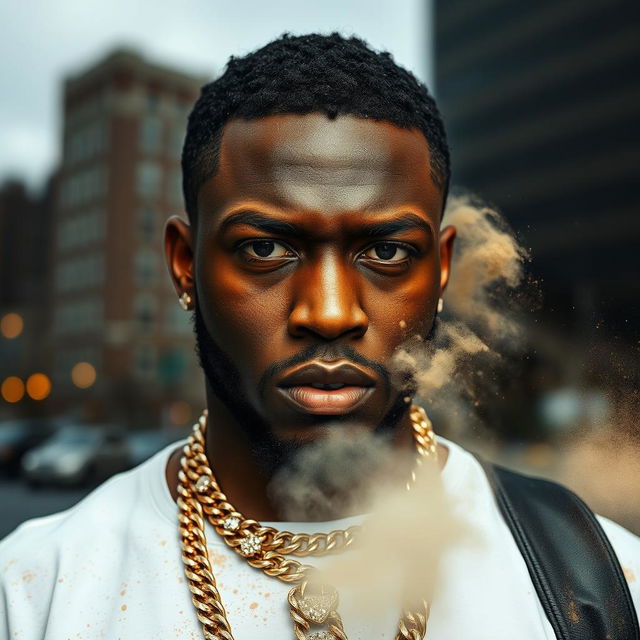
[50,49,208,426]
[434,0,639,350]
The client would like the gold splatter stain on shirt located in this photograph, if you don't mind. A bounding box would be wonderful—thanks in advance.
[58,578,64,583]
[120,589,126,596]
[264,592,270,598]
[3,558,17,573]
[209,549,228,569]
[121,604,127,612]
[22,571,35,583]
[160,540,167,546]
[250,602,258,610]
[623,567,636,583]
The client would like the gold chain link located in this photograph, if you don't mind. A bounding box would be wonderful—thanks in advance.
[178,404,437,639]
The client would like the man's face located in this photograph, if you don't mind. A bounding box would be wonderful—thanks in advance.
[168,113,454,448]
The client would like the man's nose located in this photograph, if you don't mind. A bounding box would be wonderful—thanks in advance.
[287,251,369,340]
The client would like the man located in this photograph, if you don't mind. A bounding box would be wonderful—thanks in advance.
[1,33,638,640]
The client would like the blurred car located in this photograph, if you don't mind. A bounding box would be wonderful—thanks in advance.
[0,418,67,475]
[125,429,187,469]
[21,425,128,487]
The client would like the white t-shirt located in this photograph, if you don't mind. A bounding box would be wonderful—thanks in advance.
[1,437,638,640]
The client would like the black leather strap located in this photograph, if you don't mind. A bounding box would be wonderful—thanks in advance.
[478,459,639,640]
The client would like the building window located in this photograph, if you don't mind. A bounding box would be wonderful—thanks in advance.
[158,348,187,385]
[56,209,104,252]
[55,254,104,292]
[166,303,192,335]
[136,161,161,197]
[139,116,162,155]
[169,126,184,156]
[147,92,160,113]
[134,345,157,379]
[135,295,156,330]
[60,166,106,208]
[135,249,157,287]
[53,298,103,334]
[138,206,156,241]
[167,169,183,209]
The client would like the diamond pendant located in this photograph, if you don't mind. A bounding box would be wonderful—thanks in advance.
[291,582,339,624]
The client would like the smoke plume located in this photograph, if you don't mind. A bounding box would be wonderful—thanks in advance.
[267,195,526,623]
[392,195,530,437]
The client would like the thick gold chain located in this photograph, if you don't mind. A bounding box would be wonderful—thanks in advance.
[178,405,437,639]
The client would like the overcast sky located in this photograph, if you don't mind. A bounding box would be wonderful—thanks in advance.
[0,0,432,191]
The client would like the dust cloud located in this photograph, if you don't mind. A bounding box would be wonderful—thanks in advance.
[443,195,528,338]
[392,195,530,437]
[269,428,468,621]
[267,195,526,621]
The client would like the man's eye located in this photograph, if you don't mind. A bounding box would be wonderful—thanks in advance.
[241,240,292,259]
[362,243,410,262]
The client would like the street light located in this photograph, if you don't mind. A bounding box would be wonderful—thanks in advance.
[1,376,25,403]
[0,313,23,339]
[71,362,96,389]
[26,373,52,401]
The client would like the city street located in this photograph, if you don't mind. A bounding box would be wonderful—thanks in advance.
[0,478,91,539]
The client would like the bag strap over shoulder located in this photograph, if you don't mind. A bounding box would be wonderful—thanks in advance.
[477,458,639,640]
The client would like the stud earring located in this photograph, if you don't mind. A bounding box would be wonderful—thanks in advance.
[179,292,193,311]
[437,298,444,314]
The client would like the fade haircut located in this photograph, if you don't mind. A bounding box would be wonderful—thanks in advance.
[182,32,450,225]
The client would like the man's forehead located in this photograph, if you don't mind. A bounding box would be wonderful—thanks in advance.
[200,112,441,219]
[219,113,432,174]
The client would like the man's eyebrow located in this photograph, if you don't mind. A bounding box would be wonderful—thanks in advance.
[363,213,432,237]
[219,211,300,236]
[219,210,432,237]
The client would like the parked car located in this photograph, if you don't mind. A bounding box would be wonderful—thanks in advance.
[125,429,188,469]
[21,425,128,487]
[0,418,66,475]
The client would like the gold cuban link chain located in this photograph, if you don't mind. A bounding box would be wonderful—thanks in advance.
[178,405,437,640]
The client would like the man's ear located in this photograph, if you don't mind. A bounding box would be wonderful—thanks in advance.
[164,215,194,299]
[438,224,457,295]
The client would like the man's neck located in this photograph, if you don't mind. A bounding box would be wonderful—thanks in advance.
[165,398,448,522]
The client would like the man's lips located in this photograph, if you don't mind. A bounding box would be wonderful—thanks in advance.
[278,385,374,415]
[276,360,376,415]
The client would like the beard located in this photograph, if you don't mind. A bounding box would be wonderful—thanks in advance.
[192,303,435,476]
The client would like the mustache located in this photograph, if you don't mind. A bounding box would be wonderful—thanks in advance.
[258,343,392,398]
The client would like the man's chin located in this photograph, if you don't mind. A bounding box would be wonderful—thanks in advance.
[248,434,308,478]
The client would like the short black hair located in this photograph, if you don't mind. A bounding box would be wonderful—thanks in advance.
[182,32,450,224]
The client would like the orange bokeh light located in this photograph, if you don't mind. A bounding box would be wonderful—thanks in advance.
[71,362,96,389]
[26,373,52,401]
[0,313,23,339]
[1,376,25,403]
